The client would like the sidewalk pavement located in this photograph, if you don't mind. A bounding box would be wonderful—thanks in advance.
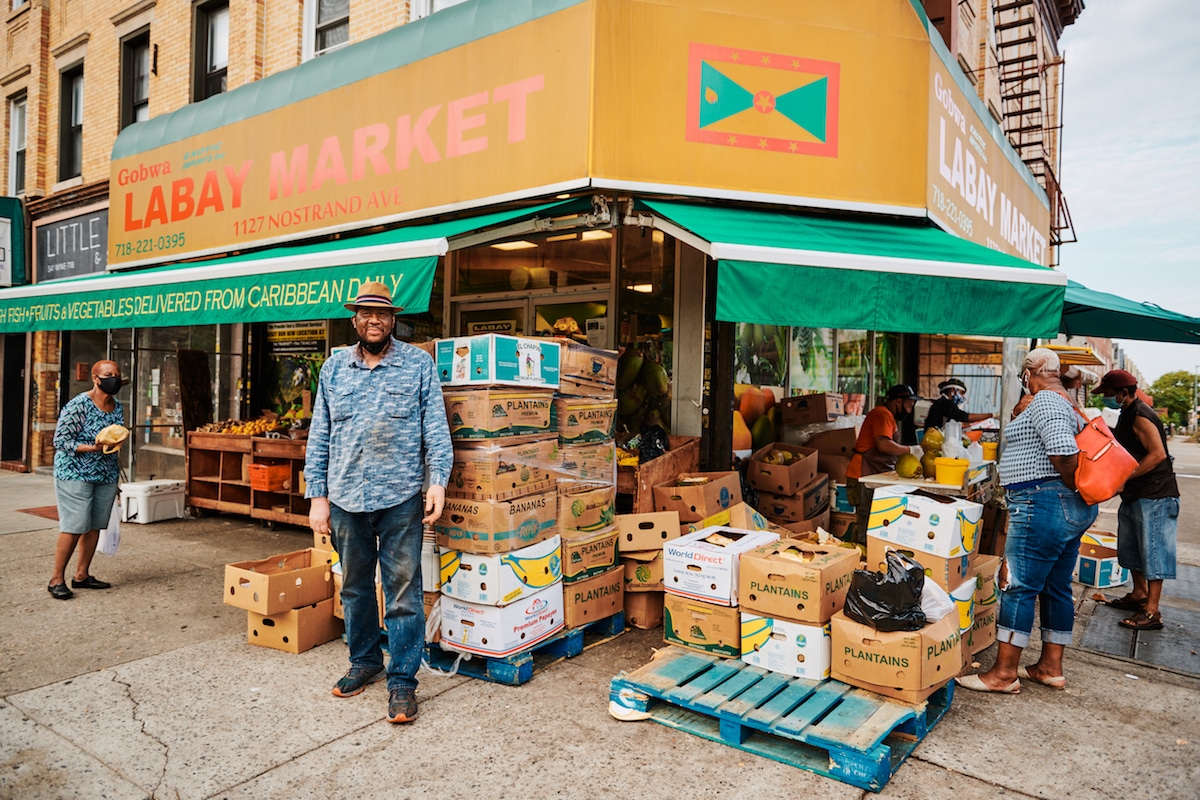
[1,469,1198,799]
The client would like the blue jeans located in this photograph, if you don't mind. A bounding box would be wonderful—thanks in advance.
[998,480,1098,649]
[1117,496,1179,581]
[331,494,424,692]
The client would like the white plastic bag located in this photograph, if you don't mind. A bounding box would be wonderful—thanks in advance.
[97,498,121,556]
[920,579,955,623]
[942,420,969,460]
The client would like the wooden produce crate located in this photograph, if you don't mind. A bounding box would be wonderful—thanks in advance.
[616,435,700,514]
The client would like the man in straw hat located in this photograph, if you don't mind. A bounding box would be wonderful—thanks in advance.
[48,360,127,599]
[305,280,452,724]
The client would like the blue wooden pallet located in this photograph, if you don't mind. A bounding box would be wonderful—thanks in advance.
[609,645,953,793]
[425,611,625,686]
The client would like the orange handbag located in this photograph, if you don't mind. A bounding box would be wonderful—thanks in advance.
[1069,406,1138,505]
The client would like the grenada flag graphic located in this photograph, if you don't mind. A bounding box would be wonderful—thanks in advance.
[686,42,839,157]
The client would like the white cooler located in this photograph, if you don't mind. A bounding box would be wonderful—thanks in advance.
[121,480,186,524]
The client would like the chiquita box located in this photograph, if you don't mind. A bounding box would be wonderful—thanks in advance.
[662,526,780,606]
[434,334,561,388]
[439,535,562,606]
[663,593,741,658]
[866,485,983,558]
[434,489,557,554]
[738,540,859,624]
[740,613,832,680]
[440,583,565,657]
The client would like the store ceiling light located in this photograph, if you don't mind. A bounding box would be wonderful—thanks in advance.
[491,240,538,251]
[580,230,612,241]
[628,283,654,293]
[544,233,577,242]
[555,193,571,199]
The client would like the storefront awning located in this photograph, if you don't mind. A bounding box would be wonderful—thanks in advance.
[0,201,576,333]
[637,200,1067,339]
[1062,281,1200,345]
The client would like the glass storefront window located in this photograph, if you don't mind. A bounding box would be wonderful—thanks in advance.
[787,327,835,393]
[453,230,612,296]
[615,229,674,435]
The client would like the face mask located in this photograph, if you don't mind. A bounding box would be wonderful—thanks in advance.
[1103,396,1122,409]
[950,394,965,406]
[1019,373,1030,395]
[97,376,122,395]
[358,334,390,355]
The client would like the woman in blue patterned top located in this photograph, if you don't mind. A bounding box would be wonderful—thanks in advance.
[957,348,1097,694]
[48,360,127,600]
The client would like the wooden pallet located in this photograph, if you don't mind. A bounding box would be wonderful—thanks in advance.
[609,646,953,793]
[424,612,625,686]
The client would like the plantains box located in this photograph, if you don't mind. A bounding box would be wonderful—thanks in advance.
[558,481,616,533]
[757,473,830,523]
[563,567,624,629]
[652,471,742,523]
[738,539,859,624]
[616,511,681,551]
[224,548,334,616]
[553,397,618,444]
[828,610,962,704]
[434,489,558,555]
[625,590,664,630]
[247,598,343,654]
[622,549,664,592]
[561,526,620,583]
[447,437,559,501]
[781,393,844,426]
[664,593,741,658]
[746,444,819,497]
[558,440,617,483]
[443,388,555,441]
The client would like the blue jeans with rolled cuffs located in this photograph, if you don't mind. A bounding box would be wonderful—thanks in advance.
[1117,496,1179,581]
[331,494,424,692]
[998,480,1098,649]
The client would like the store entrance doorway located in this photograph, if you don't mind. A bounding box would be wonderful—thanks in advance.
[452,293,610,345]
[1,334,26,462]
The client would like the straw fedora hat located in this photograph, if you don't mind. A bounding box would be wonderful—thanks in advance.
[96,424,130,454]
[344,281,403,314]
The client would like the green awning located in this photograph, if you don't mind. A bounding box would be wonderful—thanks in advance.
[640,200,1067,339]
[1062,280,1200,344]
[0,201,575,333]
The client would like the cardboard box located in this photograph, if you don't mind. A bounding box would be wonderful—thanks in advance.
[866,486,983,558]
[963,554,1000,654]
[740,613,832,680]
[313,530,333,551]
[424,591,442,644]
[224,548,334,616]
[443,389,555,441]
[739,540,860,624]
[554,339,618,395]
[625,590,664,630]
[558,441,617,483]
[439,535,562,606]
[563,567,624,629]
[683,501,771,534]
[832,483,854,514]
[663,526,780,606]
[616,511,682,551]
[865,536,972,593]
[828,511,856,540]
[434,489,558,554]
[421,535,440,592]
[561,526,620,583]
[558,481,616,533]
[781,392,844,426]
[829,610,962,704]
[440,583,565,657]
[652,472,743,523]
[663,593,741,658]
[756,473,831,523]
[767,506,831,537]
[447,437,559,501]
[247,598,343,654]
[1074,530,1129,588]
[553,397,618,444]
[746,444,819,497]
[622,549,665,592]
[433,334,561,388]
[805,428,858,483]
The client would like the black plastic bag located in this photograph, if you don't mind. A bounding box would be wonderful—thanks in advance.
[843,551,927,632]
[638,425,671,463]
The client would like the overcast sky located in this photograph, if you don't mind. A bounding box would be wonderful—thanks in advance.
[1056,0,1200,384]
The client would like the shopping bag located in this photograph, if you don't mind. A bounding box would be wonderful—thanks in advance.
[97,498,121,556]
[843,550,927,631]
[1073,414,1137,505]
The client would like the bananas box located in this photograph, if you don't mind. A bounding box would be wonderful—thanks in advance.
[434,489,558,555]
[553,397,618,444]
[447,437,559,501]
[1073,530,1129,588]
[563,567,623,629]
[440,535,562,606]
[664,593,740,658]
[964,554,1000,654]
[738,540,859,624]
[740,612,831,680]
[433,334,561,389]
[617,511,681,551]
[663,526,780,606]
[829,609,961,704]
[561,526,620,583]
[652,471,742,523]
[865,537,971,593]
[622,550,664,592]
[443,388,555,441]
[558,481,616,533]
[558,441,617,483]
[866,485,982,559]
[440,583,564,658]
[746,444,818,497]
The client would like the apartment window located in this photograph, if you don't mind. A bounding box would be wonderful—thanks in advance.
[59,67,84,181]
[11,1,28,10]
[315,0,349,56]
[411,0,469,20]
[122,31,151,129]
[194,1,229,101]
[9,96,26,195]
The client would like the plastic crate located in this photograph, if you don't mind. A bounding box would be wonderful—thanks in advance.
[248,463,290,491]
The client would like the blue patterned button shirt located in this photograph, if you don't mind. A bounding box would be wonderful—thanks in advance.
[305,341,452,513]
[53,393,125,484]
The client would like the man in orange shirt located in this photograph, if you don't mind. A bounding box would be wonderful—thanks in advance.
[845,384,920,542]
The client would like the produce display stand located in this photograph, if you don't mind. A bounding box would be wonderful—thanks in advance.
[186,432,310,527]
[609,646,953,793]
[859,461,999,504]
[616,435,700,513]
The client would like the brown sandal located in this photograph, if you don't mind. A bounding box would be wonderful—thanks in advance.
[1101,593,1145,611]
[1119,610,1164,631]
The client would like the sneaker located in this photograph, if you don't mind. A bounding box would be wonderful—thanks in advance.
[331,666,386,698]
[387,688,418,724]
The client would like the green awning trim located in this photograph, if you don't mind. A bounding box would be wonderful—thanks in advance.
[112,0,586,160]
[0,200,576,333]
[1062,281,1200,344]
[641,200,1066,339]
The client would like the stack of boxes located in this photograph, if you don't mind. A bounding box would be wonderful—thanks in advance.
[746,443,830,535]
[224,548,341,653]
[616,510,679,629]
[780,392,858,539]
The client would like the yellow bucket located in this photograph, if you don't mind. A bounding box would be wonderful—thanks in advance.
[934,457,970,486]
[981,442,998,461]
